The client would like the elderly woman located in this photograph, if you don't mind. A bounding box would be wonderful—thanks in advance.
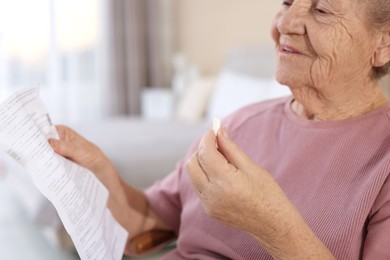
[50,0,390,259]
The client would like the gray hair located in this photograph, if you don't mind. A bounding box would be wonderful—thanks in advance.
[365,0,390,78]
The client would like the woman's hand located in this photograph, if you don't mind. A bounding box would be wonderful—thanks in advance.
[187,128,292,238]
[49,125,122,189]
[49,125,110,175]
[186,128,335,259]
[49,125,173,253]
[49,125,136,231]
[48,125,125,213]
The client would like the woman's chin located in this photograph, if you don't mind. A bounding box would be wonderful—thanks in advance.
[275,71,294,88]
[275,68,309,90]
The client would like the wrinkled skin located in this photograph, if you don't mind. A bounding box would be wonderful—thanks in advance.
[272,0,388,120]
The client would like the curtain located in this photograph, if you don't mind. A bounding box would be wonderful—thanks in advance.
[0,0,175,120]
[0,0,111,123]
[108,0,174,116]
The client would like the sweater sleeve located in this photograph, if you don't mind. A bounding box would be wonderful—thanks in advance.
[145,160,186,235]
[144,137,201,234]
[363,174,390,258]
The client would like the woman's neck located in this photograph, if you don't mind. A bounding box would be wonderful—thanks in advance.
[290,83,388,121]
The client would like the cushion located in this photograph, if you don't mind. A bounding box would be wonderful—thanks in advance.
[207,70,291,119]
[176,76,217,122]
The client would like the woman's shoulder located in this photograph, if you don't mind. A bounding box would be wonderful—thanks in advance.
[222,96,291,130]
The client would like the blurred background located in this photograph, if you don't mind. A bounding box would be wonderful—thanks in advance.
[0,0,280,123]
[0,0,389,259]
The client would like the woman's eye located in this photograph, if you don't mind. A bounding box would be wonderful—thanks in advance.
[315,8,328,15]
[282,1,292,7]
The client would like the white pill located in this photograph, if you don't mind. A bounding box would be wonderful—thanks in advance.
[213,117,221,135]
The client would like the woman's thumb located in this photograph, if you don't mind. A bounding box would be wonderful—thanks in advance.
[49,138,71,158]
[217,128,253,171]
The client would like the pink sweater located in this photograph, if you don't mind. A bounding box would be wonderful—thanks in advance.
[146,97,390,259]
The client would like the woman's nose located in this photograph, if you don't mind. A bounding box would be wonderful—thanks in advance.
[277,5,306,35]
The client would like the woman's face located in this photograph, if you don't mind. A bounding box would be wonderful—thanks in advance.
[272,0,380,97]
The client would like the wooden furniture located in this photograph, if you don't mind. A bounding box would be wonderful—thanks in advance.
[129,230,177,255]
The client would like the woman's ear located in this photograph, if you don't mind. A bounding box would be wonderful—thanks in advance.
[372,30,390,68]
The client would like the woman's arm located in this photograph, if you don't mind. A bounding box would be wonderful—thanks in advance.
[187,128,335,259]
[49,125,171,255]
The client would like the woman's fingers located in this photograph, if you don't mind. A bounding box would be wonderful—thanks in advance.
[216,128,254,172]
[186,152,209,196]
[187,130,236,196]
[196,130,238,180]
[55,125,75,141]
[48,125,103,171]
[48,138,63,154]
[49,125,80,158]
[194,128,254,182]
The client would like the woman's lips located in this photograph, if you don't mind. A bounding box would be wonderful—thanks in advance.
[279,44,302,54]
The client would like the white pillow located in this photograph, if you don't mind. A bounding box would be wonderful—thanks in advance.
[207,70,291,119]
[176,76,217,122]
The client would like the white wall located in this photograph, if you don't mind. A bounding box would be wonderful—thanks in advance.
[174,1,280,74]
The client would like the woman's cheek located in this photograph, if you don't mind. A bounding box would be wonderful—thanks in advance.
[311,32,341,81]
